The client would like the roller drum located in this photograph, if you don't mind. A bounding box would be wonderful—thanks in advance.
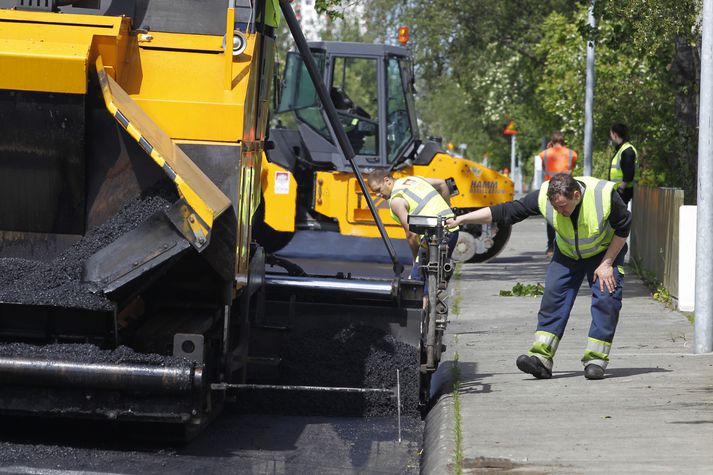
[0,357,201,394]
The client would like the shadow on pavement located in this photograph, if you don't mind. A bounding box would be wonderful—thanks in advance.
[458,379,493,395]
[622,282,656,298]
[460,262,547,283]
[542,366,672,380]
[604,366,673,378]
[454,361,493,395]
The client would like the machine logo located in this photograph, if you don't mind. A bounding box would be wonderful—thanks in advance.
[470,180,505,194]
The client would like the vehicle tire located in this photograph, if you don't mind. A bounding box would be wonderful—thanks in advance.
[451,231,477,262]
[462,223,512,263]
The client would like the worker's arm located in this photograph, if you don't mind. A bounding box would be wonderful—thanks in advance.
[447,190,540,228]
[608,190,632,237]
[424,177,451,204]
[391,197,420,258]
[446,207,493,227]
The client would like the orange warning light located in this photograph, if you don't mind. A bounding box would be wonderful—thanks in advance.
[398,26,410,45]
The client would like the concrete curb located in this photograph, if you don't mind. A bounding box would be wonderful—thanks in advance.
[420,361,457,474]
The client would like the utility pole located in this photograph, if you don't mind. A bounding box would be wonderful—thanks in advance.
[695,0,713,353]
[510,134,516,183]
[503,121,518,193]
[583,0,596,177]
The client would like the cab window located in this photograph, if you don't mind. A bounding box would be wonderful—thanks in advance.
[329,56,379,157]
[386,56,414,163]
[277,51,333,143]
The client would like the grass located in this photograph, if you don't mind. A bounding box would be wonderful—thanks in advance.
[452,346,463,475]
[629,258,674,308]
[681,311,694,325]
[451,264,463,315]
[499,282,545,297]
[450,263,464,474]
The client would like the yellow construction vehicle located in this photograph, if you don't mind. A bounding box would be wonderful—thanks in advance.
[0,0,432,435]
[256,41,514,264]
[0,0,284,437]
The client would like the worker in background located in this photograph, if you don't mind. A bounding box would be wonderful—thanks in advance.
[539,131,578,256]
[446,173,631,380]
[367,170,459,280]
[608,123,638,205]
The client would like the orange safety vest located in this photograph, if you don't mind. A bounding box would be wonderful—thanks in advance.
[540,145,577,181]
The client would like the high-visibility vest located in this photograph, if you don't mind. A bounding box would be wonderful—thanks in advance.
[390,176,455,225]
[540,146,576,181]
[609,142,638,188]
[537,176,616,260]
[265,0,281,27]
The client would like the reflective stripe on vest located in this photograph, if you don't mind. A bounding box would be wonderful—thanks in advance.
[389,176,455,223]
[542,147,574,180]
[609,142,638,188]
[537,177,616,260]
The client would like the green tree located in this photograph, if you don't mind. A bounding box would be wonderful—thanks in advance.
[362,0,700,198]
[363,0,578,170]
[281,0,701,195]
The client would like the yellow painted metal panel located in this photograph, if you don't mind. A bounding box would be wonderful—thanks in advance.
[136,32,223,52]
[0,10,129,93]
[345,177,401,228]
[131,99,246,143]
[0,9,121,29]
[311,171,404,239]
[96,58,231,233]
[0,38,88,93]
[119,34,257,142]
[413,153,514,208]
[261,156,296,232]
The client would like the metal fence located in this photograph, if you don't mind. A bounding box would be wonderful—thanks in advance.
[630,186,685,299]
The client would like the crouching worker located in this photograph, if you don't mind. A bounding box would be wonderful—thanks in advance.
[446,173,631,380]
[367,170,459,281]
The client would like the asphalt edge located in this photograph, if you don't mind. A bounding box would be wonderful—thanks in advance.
[420,360,457,474]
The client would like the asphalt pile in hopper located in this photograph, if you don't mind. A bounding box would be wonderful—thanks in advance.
[240,324,421,418]
[0,189,176,311]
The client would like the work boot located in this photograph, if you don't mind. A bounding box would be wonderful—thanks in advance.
[516,354,552,379]
[584,364,605,380]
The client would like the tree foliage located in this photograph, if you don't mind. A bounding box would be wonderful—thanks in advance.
[357,0,701,199]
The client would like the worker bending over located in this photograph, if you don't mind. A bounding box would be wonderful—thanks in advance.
[447,173,631,380]
[367,170,459,280]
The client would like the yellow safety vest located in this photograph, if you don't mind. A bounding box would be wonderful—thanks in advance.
[609,142,638,188]
[390,176,455,225]
[538,176,616,260]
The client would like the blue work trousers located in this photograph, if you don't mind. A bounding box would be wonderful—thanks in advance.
[533,244,625,363]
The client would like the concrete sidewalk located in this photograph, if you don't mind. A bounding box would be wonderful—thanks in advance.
[430,216,713,474]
